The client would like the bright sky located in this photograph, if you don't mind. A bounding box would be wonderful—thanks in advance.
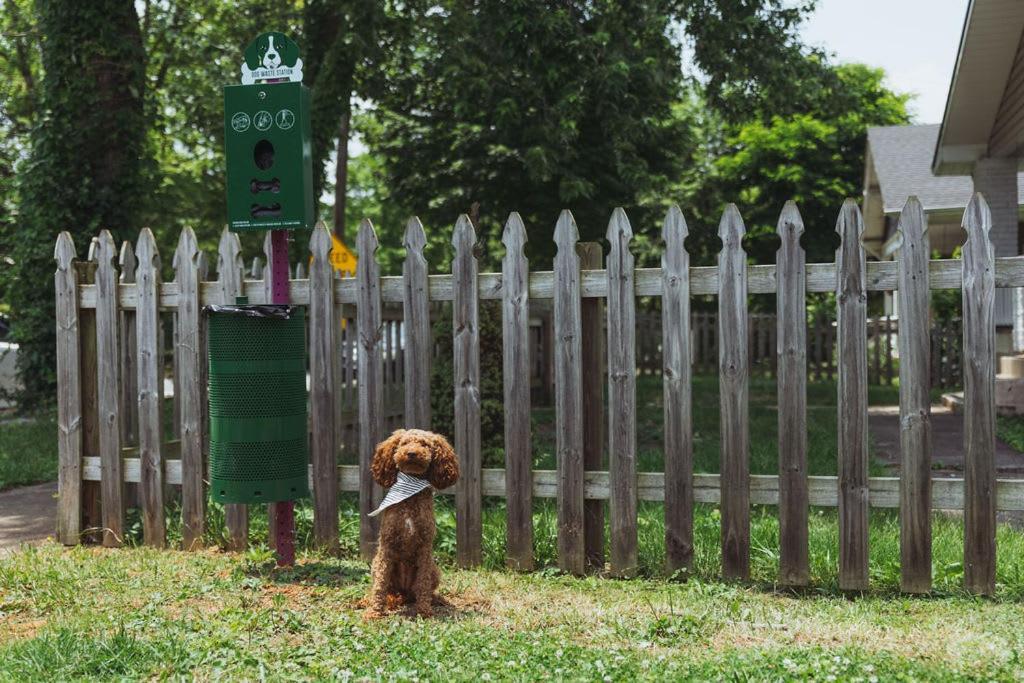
[802,0,969,123]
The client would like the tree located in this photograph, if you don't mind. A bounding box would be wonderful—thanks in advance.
[364,0,695,268]
[7,0,148,407]
[302,1,390,240]
[706,64,910,265]
[0,0,41,311]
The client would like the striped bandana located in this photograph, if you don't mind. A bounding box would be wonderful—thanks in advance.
[367,471,432,517]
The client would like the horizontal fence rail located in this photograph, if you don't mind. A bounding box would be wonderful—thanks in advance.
[79,458,1024,510]
[55,193,1007,595]
[75,257,1024,309]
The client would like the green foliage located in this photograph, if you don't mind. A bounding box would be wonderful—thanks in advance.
[6,0,148,408]
[689,63,910,272]
[366,0,695,269]
[430,302,506,467]
[0,0,40,310]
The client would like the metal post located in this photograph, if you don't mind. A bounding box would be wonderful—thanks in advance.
[268,229,296,567]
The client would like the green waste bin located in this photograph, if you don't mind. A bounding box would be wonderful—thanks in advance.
[207,303,309,504]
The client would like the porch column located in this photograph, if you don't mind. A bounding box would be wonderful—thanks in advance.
[972,157,1019,334]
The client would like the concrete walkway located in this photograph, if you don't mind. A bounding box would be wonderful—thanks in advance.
[868,404,1024,477]
[0,481,56,553]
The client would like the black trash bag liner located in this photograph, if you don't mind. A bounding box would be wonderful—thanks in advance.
[203,304,299,319]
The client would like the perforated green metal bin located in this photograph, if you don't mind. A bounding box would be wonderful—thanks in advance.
[207,304,309,504]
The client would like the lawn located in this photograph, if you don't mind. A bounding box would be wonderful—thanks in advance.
[8,376,1024,678]
[3,539,1024,680]
[0,411,58,491]
[529,375,909,476]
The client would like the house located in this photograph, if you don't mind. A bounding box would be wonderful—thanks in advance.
[863,0,1024,339]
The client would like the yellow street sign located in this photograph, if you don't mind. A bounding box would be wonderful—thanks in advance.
[329,233,357,277]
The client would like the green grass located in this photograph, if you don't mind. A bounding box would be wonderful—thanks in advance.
[531,375,903,476]
[6,376,1024,679]
[998,414,1024,452]
[3,536,1024,680]
[0,411,58,491]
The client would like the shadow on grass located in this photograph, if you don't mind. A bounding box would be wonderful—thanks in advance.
[249,560,370,587]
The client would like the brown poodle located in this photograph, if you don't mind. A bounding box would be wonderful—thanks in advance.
[365,429,459,618]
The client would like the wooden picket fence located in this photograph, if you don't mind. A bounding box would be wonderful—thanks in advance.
[54,194,1020,594]
[635,311,962,388]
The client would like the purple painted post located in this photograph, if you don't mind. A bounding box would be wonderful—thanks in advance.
[268,229,296,567]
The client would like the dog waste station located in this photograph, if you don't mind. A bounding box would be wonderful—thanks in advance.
[206,32,313,566]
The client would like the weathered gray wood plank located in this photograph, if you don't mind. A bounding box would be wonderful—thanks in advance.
[95,230,124,547]
[81,458,1024,512]
[135,229,166,547]
[606,208,638,577]
[579,241,605,571]
[896,197,932,594]
[553,210,585,575]
[718,205,750,580]
[836,200,869,591]
[357,219,384,560]
[174,227,204,550]
[662,205,693,575]
[118,241,139,449]
[80,244,102,542]
[55,233,83,544]
[215,227,248,550]
[776,202,809,586]
[961,194,997,595]
[502,213,533,570]
[403,217,432,429]
[76,255,1024,311]
[309,224,339,552]
[453,215,482,567]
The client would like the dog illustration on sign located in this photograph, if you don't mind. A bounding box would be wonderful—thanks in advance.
[240,32,304,85]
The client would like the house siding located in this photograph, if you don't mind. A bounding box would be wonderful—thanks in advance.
[990,28,1024,157]
[973,157,1019,326]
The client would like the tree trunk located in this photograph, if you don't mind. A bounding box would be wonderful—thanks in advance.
[333,107,350,240]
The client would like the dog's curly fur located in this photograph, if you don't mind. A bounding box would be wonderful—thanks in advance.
[365,429,459,618]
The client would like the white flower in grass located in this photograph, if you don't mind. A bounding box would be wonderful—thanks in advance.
[481,673,492,681]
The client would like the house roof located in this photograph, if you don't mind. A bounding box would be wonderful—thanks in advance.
[933,0,1024,173]
[867,123,1024,214]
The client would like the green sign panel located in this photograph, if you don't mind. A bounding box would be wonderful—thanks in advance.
[223,33,313,232]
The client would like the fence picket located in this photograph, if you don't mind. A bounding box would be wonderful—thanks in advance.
[662,205,693,574]
[502,213,533,570]
[357,219,384,560]
[554,210,585,575]
[95,230,124,547]
[961,193,997,595]
[836,200,869,590]
[55,233,83,545]
[214,228,249,549]
[309,224,339,552]
[896,197,932,594]
[81,242,102,542]
[776,202,809,586]
[452,215,483,567]
[403,218,432,429]
[607,208,638,576]
[119,242,139,449]
[718,205,750,580]
[174,227,204,549]
[579,241,605,570]
[135,229,166,547]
